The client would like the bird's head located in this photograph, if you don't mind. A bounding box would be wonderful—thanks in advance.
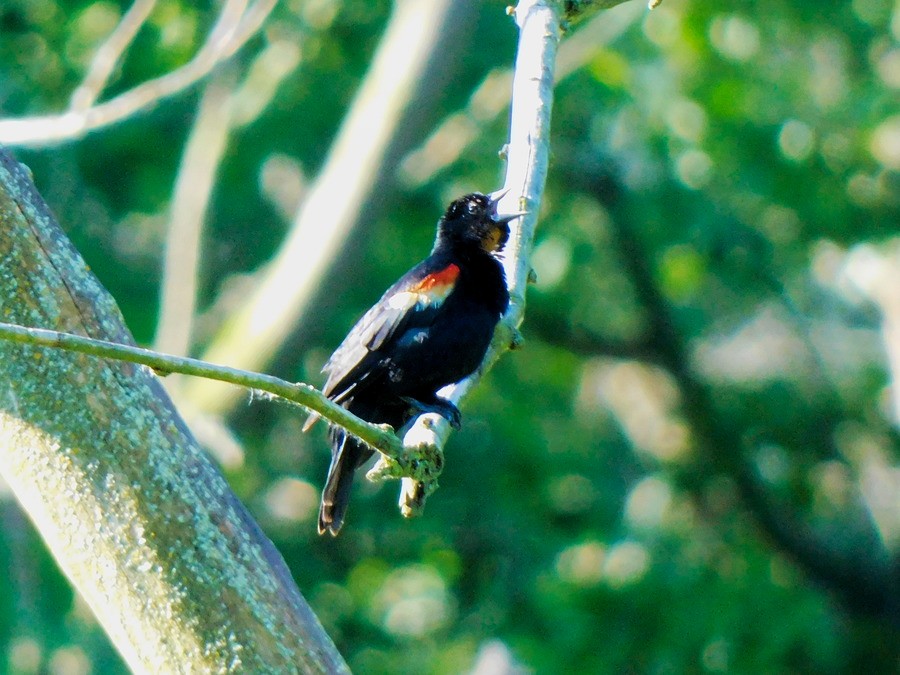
[436,189,524,255]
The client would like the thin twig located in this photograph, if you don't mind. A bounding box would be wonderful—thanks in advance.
[0,0,276,147]
[562,0,661,27]
[69,0,159,111]
[0,321,405,463]
[525,317,664,363]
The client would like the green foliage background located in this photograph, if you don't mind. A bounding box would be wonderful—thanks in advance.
[1,0,898,672]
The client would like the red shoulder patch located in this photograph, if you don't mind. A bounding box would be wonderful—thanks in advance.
[411,264,460,295]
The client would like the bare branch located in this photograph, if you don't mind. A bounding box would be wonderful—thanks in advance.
[0,0,276,147]
[392,0,563,514]
[69,0,159,111]
[154,74,234,360]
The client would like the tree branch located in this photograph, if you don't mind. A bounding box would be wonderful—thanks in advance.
[388,0,563,515]
[524,315,664,363]
[155,35,302,363]
[69,0,159,112]
[154,73,235,359]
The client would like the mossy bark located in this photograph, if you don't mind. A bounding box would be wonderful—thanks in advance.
[0,148,347,673]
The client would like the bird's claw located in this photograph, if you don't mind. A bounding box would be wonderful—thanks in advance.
[401,396,462,429]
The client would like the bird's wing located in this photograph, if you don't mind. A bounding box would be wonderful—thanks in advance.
[320,260,460,400]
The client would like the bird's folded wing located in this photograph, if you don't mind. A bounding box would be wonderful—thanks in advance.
[319,263,461,400]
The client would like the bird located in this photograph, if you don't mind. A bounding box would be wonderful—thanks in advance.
[307,189,521,535]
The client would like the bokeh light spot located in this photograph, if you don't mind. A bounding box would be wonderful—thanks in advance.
[625,475,673,531]
[556,541,606,586]
[371,565,452,638]
[778,119,816,162]
[263,478,318,524]
[674,149,712,189]
[531,236,572,290]
[603,540,650,587]
[870,115,900,169]
[709,15,760,62]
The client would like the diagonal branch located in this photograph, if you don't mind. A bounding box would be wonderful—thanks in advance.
[595,174,900,624]
[525,314,664,363]
[155,37,302,364]
[69,0,159,111]
[154,73,235,360]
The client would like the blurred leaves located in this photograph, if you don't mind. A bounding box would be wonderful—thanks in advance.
[2,0,899,672]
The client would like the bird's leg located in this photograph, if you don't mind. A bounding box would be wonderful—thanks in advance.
[401,395,461,429]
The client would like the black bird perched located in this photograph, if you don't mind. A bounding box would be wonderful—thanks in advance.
[307,189,520,535]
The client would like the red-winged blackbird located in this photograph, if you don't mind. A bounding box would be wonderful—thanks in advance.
[308,190,519,535]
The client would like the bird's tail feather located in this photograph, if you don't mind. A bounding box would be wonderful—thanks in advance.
[318,429,364,536]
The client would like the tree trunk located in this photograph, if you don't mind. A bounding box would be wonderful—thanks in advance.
[0,148,347,673]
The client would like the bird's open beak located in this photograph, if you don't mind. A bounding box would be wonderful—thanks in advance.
[481,189,524,253]
[488,188,528,226]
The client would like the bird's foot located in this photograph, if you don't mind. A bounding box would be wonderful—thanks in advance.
[401,396,462,429]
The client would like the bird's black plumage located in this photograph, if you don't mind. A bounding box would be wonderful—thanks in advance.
[311,190,517,535]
